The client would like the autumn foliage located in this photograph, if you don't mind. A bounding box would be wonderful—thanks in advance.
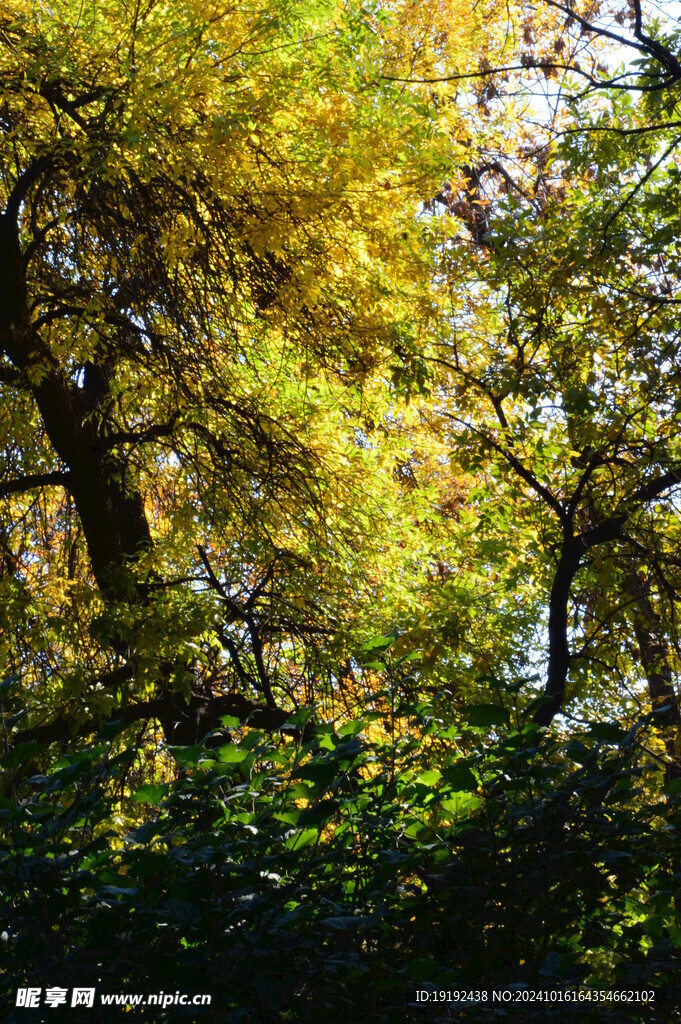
[2,0,681,1020]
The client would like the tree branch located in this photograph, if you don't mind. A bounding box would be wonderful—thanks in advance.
[632,0,681,79]
[4,156,52,221]
[0,469,71,497]
[634,466,681,505]
[16,690,309,748]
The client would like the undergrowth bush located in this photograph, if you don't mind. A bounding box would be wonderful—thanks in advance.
[2,675,680,1022]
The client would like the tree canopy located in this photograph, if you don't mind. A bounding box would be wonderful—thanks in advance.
[3,0,681,1020]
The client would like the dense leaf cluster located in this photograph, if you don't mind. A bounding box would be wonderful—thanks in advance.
[3,1,681,1019]
[2,665,680,1022]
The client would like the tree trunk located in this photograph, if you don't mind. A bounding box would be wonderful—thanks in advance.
[626,570,681,910]
[0,213,151,600]
[2,207,288,748]
[534,534,582,726]
[626,571,680,766]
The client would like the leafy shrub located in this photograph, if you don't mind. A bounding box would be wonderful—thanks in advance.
[2,695,680,1022]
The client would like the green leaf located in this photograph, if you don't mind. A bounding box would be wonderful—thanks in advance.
[170,744,206,764]
[442,764,478,792]
[588,722,628,744]
[338,719,366,738]
[132,784,168,806]
[1,742,44,770]
[362,630,397,652]
[464,704,511,728]
[219,715,241,729]
[283,827,319,850]
[215,743,249,764]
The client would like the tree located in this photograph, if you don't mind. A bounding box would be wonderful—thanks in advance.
[4,2,681,1019]
[415,0,681,743]
[0,0,513,752]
